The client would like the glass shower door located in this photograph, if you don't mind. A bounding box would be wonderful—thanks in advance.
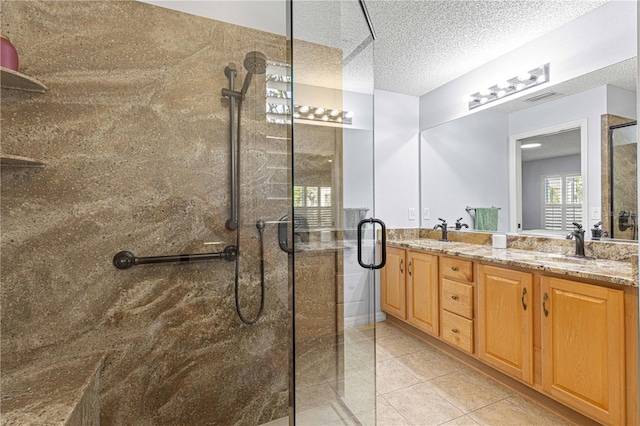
[291,1,379,424]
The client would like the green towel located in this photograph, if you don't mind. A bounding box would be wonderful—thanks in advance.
[475,208,498,231]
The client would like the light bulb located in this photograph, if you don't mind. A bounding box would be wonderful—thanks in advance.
[322,115,329,121]
[521,143,541,149]
[293,112,300,118]
[315,107,325,115]
[497,90,507,98]
[516,83,526,91]
[479,88,492,96]
[337,117,343,123]
[518,72,531,81]
[299,105,310,113]
[330,109,340,117]
[497,81,510,89]
[308,114,315,119]
[480,97,488,104]
[345,111,355,118]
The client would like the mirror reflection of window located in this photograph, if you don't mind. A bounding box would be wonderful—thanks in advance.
[542,173,582,231]
[520,128,582,234]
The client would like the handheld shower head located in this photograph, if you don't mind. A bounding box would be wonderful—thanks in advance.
[244,51,267,74]
[241,51,267,97]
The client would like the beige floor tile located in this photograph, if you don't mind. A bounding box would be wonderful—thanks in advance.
[384,382,465,425]
[376,333,426,359]
[375,321,404,338]
[506,395,573,425]
[468,399,555,425]
[376,358,421,395]
[296,404,344,426]
[427,370,508,413]
[376,396,411,426]
[440,415,480,425]
[297,382,341,412]
[393,349,460,381]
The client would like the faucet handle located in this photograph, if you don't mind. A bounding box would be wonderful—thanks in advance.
[437,218,447,224]
[571,222,583,230]
[455,217,463,224]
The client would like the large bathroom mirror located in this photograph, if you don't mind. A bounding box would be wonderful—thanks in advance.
[420,55,637,239]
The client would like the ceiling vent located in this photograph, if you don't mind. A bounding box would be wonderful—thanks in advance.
[524,91,559,103]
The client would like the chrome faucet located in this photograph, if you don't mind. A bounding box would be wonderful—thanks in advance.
[434,218,448,241]
[455,217,469,230]
[566,222,586,257]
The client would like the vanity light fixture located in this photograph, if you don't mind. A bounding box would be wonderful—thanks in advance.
[466,63,550,110]
[292,104,353,125]
[521,143,542,149]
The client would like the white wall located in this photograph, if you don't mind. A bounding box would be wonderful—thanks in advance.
[522,154,581,230]
[419,1,637,131]
[374,90,420,228]
[607,85,638,119]
[138,1,287,35]
[420,110,510,231]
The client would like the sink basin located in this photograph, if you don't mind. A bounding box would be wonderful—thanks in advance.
[520,253,596,266]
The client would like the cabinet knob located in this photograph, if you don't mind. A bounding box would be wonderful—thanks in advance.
[450,295,458,300]
[451,266,458,272]
[451,328,459,334]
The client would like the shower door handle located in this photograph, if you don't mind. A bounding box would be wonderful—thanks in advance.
[357,218,386,270]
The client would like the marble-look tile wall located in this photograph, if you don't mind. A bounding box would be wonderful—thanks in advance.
[1,1,290,424]
[601,114,637,239]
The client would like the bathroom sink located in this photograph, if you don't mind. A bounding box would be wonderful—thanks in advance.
[520,253,596,266]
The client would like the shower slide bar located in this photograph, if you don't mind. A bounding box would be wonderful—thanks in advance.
[112,246,237,270]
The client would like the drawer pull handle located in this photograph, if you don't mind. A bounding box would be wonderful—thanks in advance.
[451,295,458,300]
[451,266,458,272]
[451,328,459,334]
[521,287,527,311]
[543,292,549,317]
[400,259,404,274]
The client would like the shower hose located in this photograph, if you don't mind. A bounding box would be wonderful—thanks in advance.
[233,101,266,325]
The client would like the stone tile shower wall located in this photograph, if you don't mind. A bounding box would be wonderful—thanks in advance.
[1,1,290,424]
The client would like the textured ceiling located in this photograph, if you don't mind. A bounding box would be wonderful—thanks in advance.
[365,0,611,96]
[520,129,582,162]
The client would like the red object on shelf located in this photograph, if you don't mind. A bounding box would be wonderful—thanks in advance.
[1,35,19,71]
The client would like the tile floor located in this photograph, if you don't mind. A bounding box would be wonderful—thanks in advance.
[264,320,573,426]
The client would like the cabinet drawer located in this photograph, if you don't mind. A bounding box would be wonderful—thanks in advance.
[441,278,473,319]
[440,257,473,282]
[442,310,473,354]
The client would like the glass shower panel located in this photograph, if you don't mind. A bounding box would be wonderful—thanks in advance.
[610,123,638,240]
[291,1,377,425]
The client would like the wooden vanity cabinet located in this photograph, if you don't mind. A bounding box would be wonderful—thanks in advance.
[380,246,406,319]
[541,276,625,425]
[440,257,475,353]
[406,251,439,336]
[477,264,534,384]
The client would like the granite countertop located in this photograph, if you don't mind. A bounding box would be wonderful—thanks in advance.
[389,239,637,287]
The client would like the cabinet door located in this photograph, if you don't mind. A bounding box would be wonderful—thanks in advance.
[478,264,533,384]
[380,247,406,320]
[541,276,625,425]
[407,251,439,335]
